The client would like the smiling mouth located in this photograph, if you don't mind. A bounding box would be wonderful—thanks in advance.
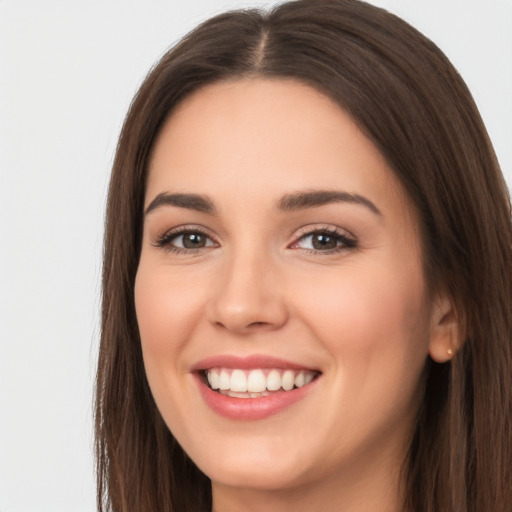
[203,367,320,398]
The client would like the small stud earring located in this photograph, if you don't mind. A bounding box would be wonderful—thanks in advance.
[447,327,455,358]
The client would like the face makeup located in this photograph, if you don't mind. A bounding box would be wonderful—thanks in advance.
[135,78,439,500]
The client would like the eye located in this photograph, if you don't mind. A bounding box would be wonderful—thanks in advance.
[291,227,357,254]
[154,227,218,253]
[173,232,213,249]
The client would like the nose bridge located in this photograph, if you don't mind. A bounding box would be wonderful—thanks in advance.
[208,239,287,333]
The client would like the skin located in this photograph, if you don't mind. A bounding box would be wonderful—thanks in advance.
[135,78,456,512]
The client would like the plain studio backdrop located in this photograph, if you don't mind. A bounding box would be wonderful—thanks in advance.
[0,1,510,511]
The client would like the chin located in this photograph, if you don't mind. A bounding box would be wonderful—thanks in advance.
[192,443,313,491]
[206,464,307,491]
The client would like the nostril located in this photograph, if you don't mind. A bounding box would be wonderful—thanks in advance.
[208,294,289,333]
[213,320,269,330]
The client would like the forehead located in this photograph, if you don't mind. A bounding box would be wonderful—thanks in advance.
[146,78,412,220]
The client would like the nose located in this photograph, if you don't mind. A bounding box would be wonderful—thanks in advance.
[206,251,289,334]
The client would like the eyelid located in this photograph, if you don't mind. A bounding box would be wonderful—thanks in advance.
[151,223,356,255]
[290,224,355,242]
[288,224,357,253]
[152,224,219,252]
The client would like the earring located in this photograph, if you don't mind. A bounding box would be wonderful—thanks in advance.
[446,326,455,358]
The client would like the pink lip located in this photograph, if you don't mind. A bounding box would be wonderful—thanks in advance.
[190,354,320,421]
[190,354,316,371]
[193,374,317,420]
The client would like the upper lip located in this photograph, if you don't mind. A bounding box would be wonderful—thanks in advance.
[190,354,319,372]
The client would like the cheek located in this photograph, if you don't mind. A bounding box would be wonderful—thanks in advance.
[134,264,206,367]
[292,258,430,371]
[290,261,431,453]
[134,263,210,435]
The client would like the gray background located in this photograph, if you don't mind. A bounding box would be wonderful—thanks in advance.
[1,1,510,511]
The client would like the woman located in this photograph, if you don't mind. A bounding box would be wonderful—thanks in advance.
[95,1,512,511]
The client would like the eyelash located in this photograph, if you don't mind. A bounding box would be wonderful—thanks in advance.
[291,226,357,255]
[153,225,216,255]
[153,225,357,256]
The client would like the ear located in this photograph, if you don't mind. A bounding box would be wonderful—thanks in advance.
[428,294,464,363]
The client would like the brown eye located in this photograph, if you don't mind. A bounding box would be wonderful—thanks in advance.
[181,232,208,249]
[155,229,217,253]
[311,233,338,250]
[292,228,357,253]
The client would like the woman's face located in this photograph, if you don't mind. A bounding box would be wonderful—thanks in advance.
[135,79,440,492]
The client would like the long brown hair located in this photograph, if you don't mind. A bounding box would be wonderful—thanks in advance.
[95,1,512,510]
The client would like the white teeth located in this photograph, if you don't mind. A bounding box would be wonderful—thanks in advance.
[230,369,247,392]
[207,370,220,390]
[206,367,317,395]
[266,369,282,391]
[281,370,295,391]
[294,372,305,388]
[227,390,249,398]
[247,369,266,392]
[219,369,230,390]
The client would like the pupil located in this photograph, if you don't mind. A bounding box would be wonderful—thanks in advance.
[312,234,337,250]
[183,233,205,248]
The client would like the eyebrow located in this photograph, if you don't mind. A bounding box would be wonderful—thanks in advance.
[277,190,382,216]
[144,189,381,217]
[145,192,216,215]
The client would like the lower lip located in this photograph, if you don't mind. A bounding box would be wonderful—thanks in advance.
[194,373,317,420]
